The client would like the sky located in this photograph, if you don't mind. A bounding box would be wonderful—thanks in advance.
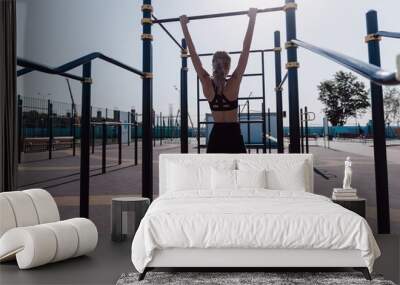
[16,0,400,126]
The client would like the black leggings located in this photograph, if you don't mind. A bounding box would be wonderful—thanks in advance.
[206,123,247,153]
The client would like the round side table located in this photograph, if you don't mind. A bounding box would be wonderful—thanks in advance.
[111,197,150,242]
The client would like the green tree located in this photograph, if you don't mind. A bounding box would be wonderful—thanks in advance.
[318,71,370,126]
[383,87,400,126]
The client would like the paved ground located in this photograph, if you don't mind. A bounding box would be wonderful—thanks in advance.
[17,138,400,235]
[5,140,399,284]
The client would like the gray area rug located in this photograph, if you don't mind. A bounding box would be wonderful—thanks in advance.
[116,272,396,285]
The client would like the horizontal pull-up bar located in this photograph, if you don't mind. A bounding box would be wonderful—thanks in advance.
[292,39,400,86]
[17,52,144,78]
[152,14,184,50]
[17,58,85,82]
[376,30,400,39]
[198,49,275,57]
[153,6,285,24]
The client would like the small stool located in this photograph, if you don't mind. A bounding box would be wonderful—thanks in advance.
[332,198,366,218]
[111,197,150,242]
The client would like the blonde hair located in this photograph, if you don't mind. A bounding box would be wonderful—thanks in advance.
[212,51,231,74]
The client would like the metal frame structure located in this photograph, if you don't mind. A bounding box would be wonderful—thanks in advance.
[196,49,274,153]
[17,53,144,217]
[147,0,400,234]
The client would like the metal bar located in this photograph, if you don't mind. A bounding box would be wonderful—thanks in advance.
[376,30,400,39]
[300,108,304,153]
[160,112,163,145]
[199,96,264,101]
[292,39,400,86]
[247,100,251,152]
[305,106,309,153]
[142,0,153,201]
[134,121,138,166]
[102,121,107,174]
[199,120,264,124]
[197,76,201,153]
[285,0,301,153]
[180,39,189,153]
[18,53,144,78]
[153,6,285,24]
[17,58,85,81]
[80,62,91,218]
[274,31,284,153]
[267,108,272,153]
[118,125,122,165]
[72,105,76,156]
[198,49,275,57]
[261,52,267,153]
[48,100,53,160]
[366,10,390,233]
[152,15,184,50]
[278,72,288,90]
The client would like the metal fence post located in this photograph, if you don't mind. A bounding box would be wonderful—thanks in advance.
[305,106,309,153]
[102,121,107,174]
[118,124,122,165]
[48,99,53,160]
[300,108,304,153]
[274,31,284,153]
[268,108,272,153]
[180,38,189,153]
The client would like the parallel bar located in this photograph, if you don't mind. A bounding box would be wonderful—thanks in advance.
[274,31,284,153]
[17,58,85,81]
[80,62,91,218]
[18,53,144,77]
[142,0,153,201]
[366,10,391,234]
[376,30,400,39]
[152,15,184,50]
[198,49,275,57]
[180,39,189,153]
[292,39,400,86]
[153,6,285,24]
[285,0,301,153]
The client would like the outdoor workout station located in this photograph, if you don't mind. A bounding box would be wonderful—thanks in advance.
[15,0,400,236]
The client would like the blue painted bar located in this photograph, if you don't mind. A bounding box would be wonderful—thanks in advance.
[292,39,400,86]
[274,31,284,153]
[180,39,189,153]
[376,30,400,39]
[285,0,301,153]
[80,62,91,218]
[17,52,144,77]
[366,10,390,234]
[142,0,153,200]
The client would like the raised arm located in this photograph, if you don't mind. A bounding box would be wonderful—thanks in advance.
[232,8,257,79]
[180,15,209,82]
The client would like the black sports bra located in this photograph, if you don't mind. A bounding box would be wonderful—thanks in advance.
[208,80,238,112]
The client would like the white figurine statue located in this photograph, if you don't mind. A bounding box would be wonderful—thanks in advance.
[342,156,352,189]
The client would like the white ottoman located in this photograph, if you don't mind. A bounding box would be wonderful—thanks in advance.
[0,189,98,269]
